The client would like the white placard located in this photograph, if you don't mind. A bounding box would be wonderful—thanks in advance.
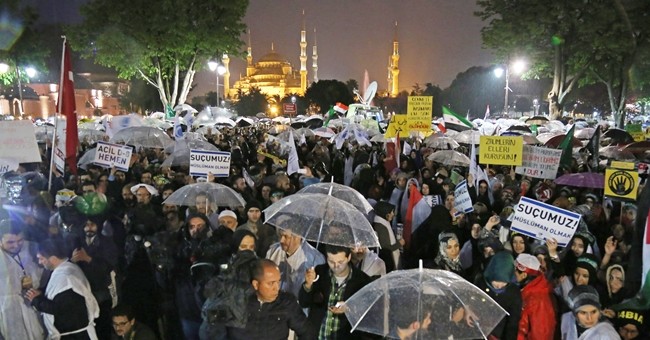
[515,145,562,179]
[54,146,65,173]
[453,180,474,215]
[511,196,581,247]
[0,121,42,163]
[93,141,133,171]
[190,149,231,177]
[0,158,19,175]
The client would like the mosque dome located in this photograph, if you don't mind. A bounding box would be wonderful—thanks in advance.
[258,51,290,64]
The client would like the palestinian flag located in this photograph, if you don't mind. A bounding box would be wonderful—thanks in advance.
[443,106,473,131]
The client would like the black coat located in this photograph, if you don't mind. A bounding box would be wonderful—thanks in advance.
[227,291,314,340]
[476,280,522,340]
[32,288,91,339]
[299,264,371,339]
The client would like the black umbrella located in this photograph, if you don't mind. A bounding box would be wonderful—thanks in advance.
[602,128,634,145]
[506,125,532,133]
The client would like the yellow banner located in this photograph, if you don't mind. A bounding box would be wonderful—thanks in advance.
[479,136,524,166]
[604,168,639,201]
[407,96,433,132]
[384,114,408,138]
[610,161,635,170]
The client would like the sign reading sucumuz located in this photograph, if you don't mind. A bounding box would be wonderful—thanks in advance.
[189,149,231,177]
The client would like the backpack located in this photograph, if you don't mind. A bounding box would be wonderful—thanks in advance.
[201,250,258,329]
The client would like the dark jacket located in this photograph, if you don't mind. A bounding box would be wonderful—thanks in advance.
[227,291,314,340]
[32,288,91,339]
[476,280,522,339]
[76,234,118,304]
[299,264,371,339]
[111,321,158,340]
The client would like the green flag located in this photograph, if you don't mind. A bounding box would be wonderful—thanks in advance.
[165,104,175,120]
[558,125,575,170]
[324,105,335,127]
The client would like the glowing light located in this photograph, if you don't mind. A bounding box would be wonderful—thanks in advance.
[512,60,526,74]
[0,62,9,74]
[493,67,504,78]
[25,67,37,78]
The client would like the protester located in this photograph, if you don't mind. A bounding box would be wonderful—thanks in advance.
[111,304,158,340]
[560,285,618,339]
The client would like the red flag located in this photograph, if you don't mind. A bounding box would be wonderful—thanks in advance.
[404,183,423,245]
[437,122,447,134]
[58,39,78,174]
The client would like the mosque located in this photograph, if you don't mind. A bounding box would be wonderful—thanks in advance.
[223,17,400,100]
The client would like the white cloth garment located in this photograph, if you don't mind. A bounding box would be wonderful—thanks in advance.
[266,241,325,298]
[373,215,400,268]
[0,243,44,340]
[43,261,99,340]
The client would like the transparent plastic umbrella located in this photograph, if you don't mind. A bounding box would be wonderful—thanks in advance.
[423,136,459,150]
[296,181,373,213]
[453,130,482,145]
[427,150,471,167]
[77,148,96,170]
[344,267,507,339]
[161,139,219,167]
[263,193,379,248]
[162,182,246,209]
[109,126,172,149]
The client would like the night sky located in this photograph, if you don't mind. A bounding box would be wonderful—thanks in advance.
[27,0,493,97]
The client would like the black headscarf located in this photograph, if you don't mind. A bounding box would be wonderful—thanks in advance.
[374,201,395,220]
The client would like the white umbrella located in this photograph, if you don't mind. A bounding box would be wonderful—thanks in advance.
[452,130,481,145]
[109,126,172,149]
[427,150,471,167]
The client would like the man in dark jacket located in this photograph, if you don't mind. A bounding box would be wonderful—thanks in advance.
[111,304,157,340]
[227,259,312,339]
[72,215,119,340]
[300,245,371,339]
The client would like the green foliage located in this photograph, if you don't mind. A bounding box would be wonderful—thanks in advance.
[119,78,163,112]
[345,79,359,98]
[305,79,354,114]
[233,87,267,116]
[205,91,220,107]
[0,1,49,86]
[67,0,249,108]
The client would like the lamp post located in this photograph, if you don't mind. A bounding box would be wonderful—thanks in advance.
[207,61,226,107]
[494,60,525,116]
[0,63,37,117]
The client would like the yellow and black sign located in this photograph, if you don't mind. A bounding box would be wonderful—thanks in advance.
[604,168,639,201]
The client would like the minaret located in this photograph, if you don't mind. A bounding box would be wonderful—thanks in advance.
[312,28,318,84]
[222,53,230,99]
[246,29,254,77]
[299,10,307,94]
[389,21,400,97]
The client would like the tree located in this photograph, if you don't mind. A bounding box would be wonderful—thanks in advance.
[345,79,359,98]
[205,91,220,107]
[233,87,267,116]
[67,0,248,111]
[305,79,354,114]
[441,66,505,119]
[119,78,163,113]
[476,0,627,119]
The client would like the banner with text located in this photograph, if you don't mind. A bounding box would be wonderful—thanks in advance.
[0,121,42,163]
[384,114,408,138]
[407,96,433,132]
[511,196,581,246]
[479,136,523,166]
[0,158,19,175]
[453,180,474,216]
[190,150,231,177]
[515,145,562,179]
[93,141,133,171]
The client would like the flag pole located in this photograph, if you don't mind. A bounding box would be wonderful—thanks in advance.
[48,36,67,191]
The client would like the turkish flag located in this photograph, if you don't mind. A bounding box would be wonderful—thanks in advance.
[58,39,78,174]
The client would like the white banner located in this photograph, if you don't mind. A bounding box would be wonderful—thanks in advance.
[0,121,42,163]
[93,141,133,171]
[515,145,562,179]
[511,196,581,246]
[454,180,474,216]
[0,158,19,175]
[189,150,231,177]
[54,146,65,173]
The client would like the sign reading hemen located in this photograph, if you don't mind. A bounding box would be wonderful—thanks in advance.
[479,136,523,166]
[93,141,133,171]
[511,196,581,247]
[515,145,562,179]
[189,149,231,177]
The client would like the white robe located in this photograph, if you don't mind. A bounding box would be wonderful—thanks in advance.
[266,241,325,298]
[0,244,44,340]
[43,261,99,340]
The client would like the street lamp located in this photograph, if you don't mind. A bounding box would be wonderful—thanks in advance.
[207,60,226,107]
[1,63,37,116]
[494,59,525,116]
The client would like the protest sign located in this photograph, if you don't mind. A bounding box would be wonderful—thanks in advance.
[407,96,433,132]
[54,147,66,173]
[189,150,231,177]
[610,161,635,170]
[511,196,581,246]
[93,141,133,171]
[604,168,638,201]
[515,145,562,179]
[384,114,408,138]
[453,180,474,215]
[625,124,645,142]
[0,158,19,175]
[479,136,523,166]
[0,121,42,163]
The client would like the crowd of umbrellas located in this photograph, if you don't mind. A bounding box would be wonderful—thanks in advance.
[28,106,650,338]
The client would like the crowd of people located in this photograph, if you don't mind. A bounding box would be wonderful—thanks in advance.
[0,118,649,340]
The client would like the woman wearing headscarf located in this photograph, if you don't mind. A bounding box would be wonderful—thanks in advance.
[509,232,531,257]
[404,205,453,269]
[372,201,403,272]
[476,251,522,339]
[560,285,618,339]
[433,232,463,277]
